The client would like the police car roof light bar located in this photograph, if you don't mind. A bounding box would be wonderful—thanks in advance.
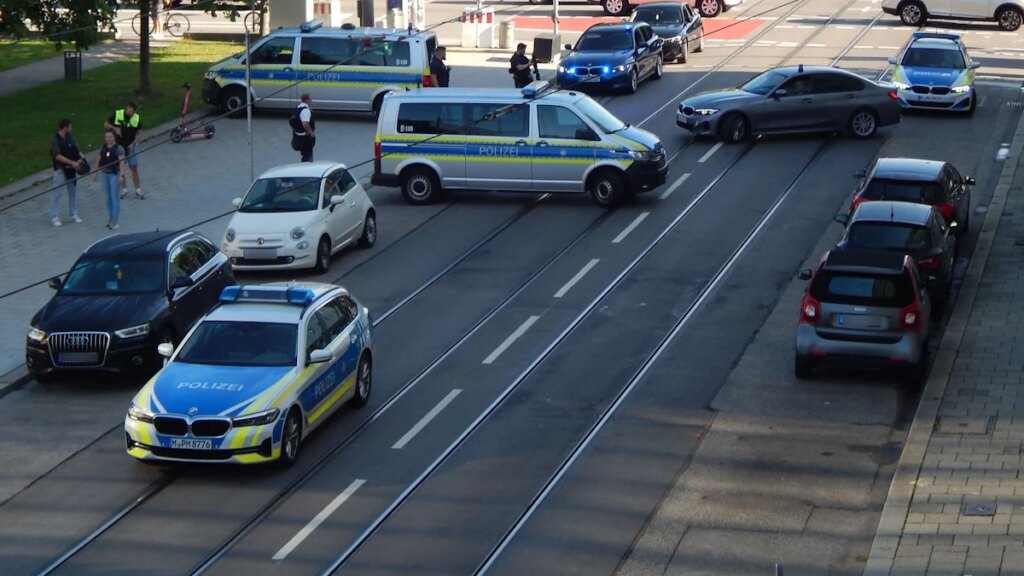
[286,287,317,306]
[220,286,241,302]
[218,285,316,306]
[301,19,325,33]
[521,80,551,98]
[911,31,960,41]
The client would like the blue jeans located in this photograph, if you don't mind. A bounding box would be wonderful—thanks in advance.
[101,172,121,224]
[49,170,77,220]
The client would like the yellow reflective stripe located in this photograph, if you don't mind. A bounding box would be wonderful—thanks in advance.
[269,365,316,411]
[234,453,271,464]
[128,446,150,458]
[609,133,648,150]
[236,368,299,415]
[306,373,355,426]
[250,79,419,88]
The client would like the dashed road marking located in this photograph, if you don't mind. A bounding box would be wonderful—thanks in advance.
[272,479,365,561]
[554,259,600,299]
[391,389,462,449]
[698,142,723,163]
[660,172,691,201]
[483,315,540,365]
[612,212,651,244]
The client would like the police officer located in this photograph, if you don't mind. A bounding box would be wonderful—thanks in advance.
[105,102,144,199]
[510,43,534,89]
[429,46,450,88]
[291,94,316,162]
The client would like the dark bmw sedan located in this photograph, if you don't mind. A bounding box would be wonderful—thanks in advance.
[26,231,234,380]
[557,22,664,94]
[632,1,704,64]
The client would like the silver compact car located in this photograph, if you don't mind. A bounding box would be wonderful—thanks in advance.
[795,250,932,384]
[677,65,902,142]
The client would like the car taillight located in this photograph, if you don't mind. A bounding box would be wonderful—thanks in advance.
[900,302,920,330]
[800,293,820,324]
[374,140,381,159]
[936,202,954,219]
[888,91,898,100]
[917,255,940,269]
[851,195,866,213]
[423,74,432,87]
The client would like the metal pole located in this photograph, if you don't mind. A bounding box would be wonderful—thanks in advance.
[245,11,253,182]
[553,0,559,35]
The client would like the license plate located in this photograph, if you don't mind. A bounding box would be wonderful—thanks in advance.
[919,95,943,101]
[59,352,98,363]
[838,314,882,329]
[171,438,213,450]
[243,248,278,260]
[583,76,601,83]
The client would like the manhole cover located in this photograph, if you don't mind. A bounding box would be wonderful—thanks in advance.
[936,416,991,435]
[964,502,997,516]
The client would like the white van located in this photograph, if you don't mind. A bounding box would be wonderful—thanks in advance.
[203,20,438,117]
[371,81,668,208]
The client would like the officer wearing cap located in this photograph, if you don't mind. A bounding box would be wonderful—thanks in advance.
[510,43,534,89]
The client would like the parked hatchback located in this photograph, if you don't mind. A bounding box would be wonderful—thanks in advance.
[795,250,932,383]
[27,231,234,380]
[834,201,955,317]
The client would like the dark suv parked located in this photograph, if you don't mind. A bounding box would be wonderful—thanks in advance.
[26,231,234,380]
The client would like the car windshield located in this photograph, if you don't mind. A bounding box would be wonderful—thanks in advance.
[576,97,627,132]
[739,70,788,95]
[846,223,931,252]
[239,177,321,213]
[634,7,684,26]
[862,178,940,203]
[902,46,965,69]
[576,29,633,52]
[175,321,298,367]
[61,257,165,295]
[810,271,914,307]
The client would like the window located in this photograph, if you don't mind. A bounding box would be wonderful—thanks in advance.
[634,29,645,48]
[634,7,684,26]
[239,177,321,212]
[176,321,297,367]
[338,296,358,325]
[810,271,913,307]
[576,30,634,52]
[61,257,164,294]
[338,170,357,194]
[305,315,328,357]
[862,179,941,204]
[576,97,626,133]
[779,75,815,96]
[353,40,411,67]
[903,46,965,69]
[316,300,348,343]
[740,70,788,95]
[845,223,931,252]
[250,37,295,65]
[947,165,963,191]
[538,105,593,140]
[323,169,355,206]
[470,103,529,138]
[813,73,864,93]
[639,25,653,42]
[397,103,467,134]
[168,242,209,282]
[300,37,352,65]
[322,171,339,208]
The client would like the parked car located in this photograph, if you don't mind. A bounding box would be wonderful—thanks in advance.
[795,250,933,384]
[849,157,973,254]
[834,201,955,317]
[889,32,980,114]
[593,0,744,18]
[677,65,902,142]
[882,0,1023,31]
[26,231,234,381]
[631,1,705,63]
[558,22,664,94]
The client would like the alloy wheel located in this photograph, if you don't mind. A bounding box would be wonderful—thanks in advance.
[851,111,876,137]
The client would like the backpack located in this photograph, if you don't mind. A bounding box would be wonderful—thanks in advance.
[289,105,304,133]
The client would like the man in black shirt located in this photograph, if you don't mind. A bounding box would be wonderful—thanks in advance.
[48,119,83,227]
[429,46,450,87]
[105,102,144,198]
[510,43,534,89]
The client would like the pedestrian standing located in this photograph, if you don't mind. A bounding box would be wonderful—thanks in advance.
[49,119,83,227]
[429,46,450,87]
[290,94,316,162]
[151,0,165,39]
[104,102,144,198]
[94,129,127,230]
[510,43,534,89]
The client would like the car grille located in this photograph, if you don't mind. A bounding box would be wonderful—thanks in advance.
[908,100,955,108]
[191,419,231,437]
[931,87,950,95]
[48,332,110,367]
[572,66,604,76]
[154,416,189,436]
[911,85,951,95]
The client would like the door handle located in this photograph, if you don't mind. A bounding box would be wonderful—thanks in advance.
[801,98,813,104]
[515,139,528,145]
[537,140,549,147]
[349,201,356,207]
[283,67,293,72]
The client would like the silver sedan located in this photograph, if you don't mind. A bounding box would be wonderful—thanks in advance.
[676,65,902,142]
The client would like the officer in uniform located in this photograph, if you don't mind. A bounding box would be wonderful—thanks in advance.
[291,94,316,162]
[510,43,534,89]
[105,102,144,199]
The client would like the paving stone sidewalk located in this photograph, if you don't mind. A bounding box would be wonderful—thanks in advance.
[0,39,162,98]
[863,108,1024,575]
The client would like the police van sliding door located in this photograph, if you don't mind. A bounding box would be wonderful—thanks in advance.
[533,105,597,193]
[395,102,466,188]
[245,36,298,109]
[465,103,532,191]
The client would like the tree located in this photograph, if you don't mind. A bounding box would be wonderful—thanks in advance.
[137,0,151,94]
[0,0,116,50]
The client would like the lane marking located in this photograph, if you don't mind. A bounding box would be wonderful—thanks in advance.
[391,389,462,450]
[698,142,723,163]
[483,315,540,365]
[554,259,600,299]
[612,212,650,244]
[272,479,365,561]
[807,43,826,47]
[660,172,691,200]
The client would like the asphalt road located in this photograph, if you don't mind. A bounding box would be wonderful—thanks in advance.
[2,0,1024,574]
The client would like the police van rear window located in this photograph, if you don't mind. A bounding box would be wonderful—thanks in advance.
[810,271,914,307]
[300,38,411,67]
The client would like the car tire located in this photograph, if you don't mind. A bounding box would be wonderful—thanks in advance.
[652,56,664,79]
[401,167,441,205]
[349,354,372,407]
[678,40,688,64]
[795,355,814,379]
[719,113,749,143]
[277,409,302,468]
[848,108,878,139]
[904,347,928,386]
[603,0,630,16]
[314,236,331,274]
[358,210,377,248]
[697,0,721,17]
[899,0,927,26]
[588,170,627,209]
[696,30,705,53]
[965,91,977,116]
[625,68,639,94]
[220,86,247,119]
[997,6,1023,31]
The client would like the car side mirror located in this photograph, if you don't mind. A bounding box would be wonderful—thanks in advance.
[970,61,981,69]
[157,342,175,358]
[834,213,850,227]
[575,127,598,141]
[48,277,62,290]
[772,89,787,99]
[965,176,976,186]
[330,194,344,205]
[798,269,812,281]
[564,43,572,50]
[887,57,898,65]
[170,276,194,292]
[308,349,331,364]
[232,197,243,209]
[853,169,866,178]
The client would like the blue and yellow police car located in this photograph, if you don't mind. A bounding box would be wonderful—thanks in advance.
[125,282,374,466]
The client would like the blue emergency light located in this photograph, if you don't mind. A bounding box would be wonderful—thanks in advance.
[219,285,316,305]
[521,80,551,98]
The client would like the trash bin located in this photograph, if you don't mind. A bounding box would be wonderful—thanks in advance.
[499,20,515,50]
[64,50,82,81]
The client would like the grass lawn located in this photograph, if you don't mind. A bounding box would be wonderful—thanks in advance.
[0,40,241,186]
[0,40,63,72]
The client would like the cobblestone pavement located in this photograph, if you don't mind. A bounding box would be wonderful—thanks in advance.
[864,98,1024,575]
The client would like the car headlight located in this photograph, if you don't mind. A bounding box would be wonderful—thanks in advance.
[204,71,218,80]
[694,108,719,116]
[233,408,280,427]
[27,326,47,343]
[951,85,971,93]
[128,402,156,423]
[225,227,236,242]
[628,149,658,161]
[290,227,306,240]
[558,65,566,73]
[296,240,310,250]
[612,64,629,73]
[892,81,911,90]
[115,323,150,339]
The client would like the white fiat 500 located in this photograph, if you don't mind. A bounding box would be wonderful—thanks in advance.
[223,162,377,273]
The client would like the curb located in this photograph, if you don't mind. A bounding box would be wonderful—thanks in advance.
[862,108,1024,574]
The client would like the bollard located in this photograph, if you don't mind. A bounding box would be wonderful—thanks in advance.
[499,19,515,50]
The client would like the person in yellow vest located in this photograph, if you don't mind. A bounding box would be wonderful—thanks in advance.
[104,102,144,199]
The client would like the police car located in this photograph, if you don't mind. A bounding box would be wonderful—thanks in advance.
[125,283,374,466]
[888,32,980,114]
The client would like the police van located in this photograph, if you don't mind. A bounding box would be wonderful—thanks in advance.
[203,19,437,118]
[371,81,668,208]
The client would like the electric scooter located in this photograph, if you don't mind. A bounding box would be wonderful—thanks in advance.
[169,82,215,143]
